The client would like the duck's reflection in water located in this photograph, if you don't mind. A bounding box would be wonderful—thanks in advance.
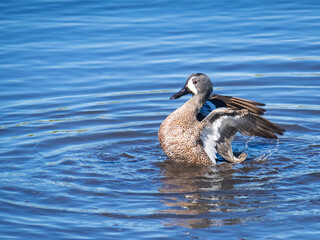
[157,161,246,228]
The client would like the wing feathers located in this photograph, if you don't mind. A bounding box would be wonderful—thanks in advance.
[209,94,266,115]
[200,108,285,163]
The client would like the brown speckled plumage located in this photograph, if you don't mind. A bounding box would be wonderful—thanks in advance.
[159,95,212,165]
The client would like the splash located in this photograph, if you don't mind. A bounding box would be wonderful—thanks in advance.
[241,137,280,161]
[243,136,256,151]
[254,138,280,161]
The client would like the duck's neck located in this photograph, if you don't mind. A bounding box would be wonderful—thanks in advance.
[185,93,208,114]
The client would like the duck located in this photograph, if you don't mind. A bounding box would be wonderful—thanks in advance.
[158,73,285,165]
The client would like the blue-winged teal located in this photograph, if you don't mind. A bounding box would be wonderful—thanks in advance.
[158,73,285,165]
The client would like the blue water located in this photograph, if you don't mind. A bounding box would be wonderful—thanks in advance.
[1,0,320,239]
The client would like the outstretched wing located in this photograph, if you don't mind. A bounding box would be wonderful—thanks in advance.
[200,108,285,163]
[209,94,266,115]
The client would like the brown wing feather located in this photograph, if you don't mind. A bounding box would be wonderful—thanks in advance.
[204,108,285,139]
[209,94,266,115]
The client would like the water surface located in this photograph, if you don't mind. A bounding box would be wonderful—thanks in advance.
[1,0,320,239]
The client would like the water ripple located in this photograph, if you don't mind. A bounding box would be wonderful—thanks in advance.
[1,0,320,239]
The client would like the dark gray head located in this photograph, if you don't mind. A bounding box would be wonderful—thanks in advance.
[170,73,213,100]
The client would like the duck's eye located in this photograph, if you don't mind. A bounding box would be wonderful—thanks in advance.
[193,80,198,84]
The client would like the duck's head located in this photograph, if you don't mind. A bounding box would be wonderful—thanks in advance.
[170,73,213,100]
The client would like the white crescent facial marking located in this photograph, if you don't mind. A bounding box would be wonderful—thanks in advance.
[187,77,198,94]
